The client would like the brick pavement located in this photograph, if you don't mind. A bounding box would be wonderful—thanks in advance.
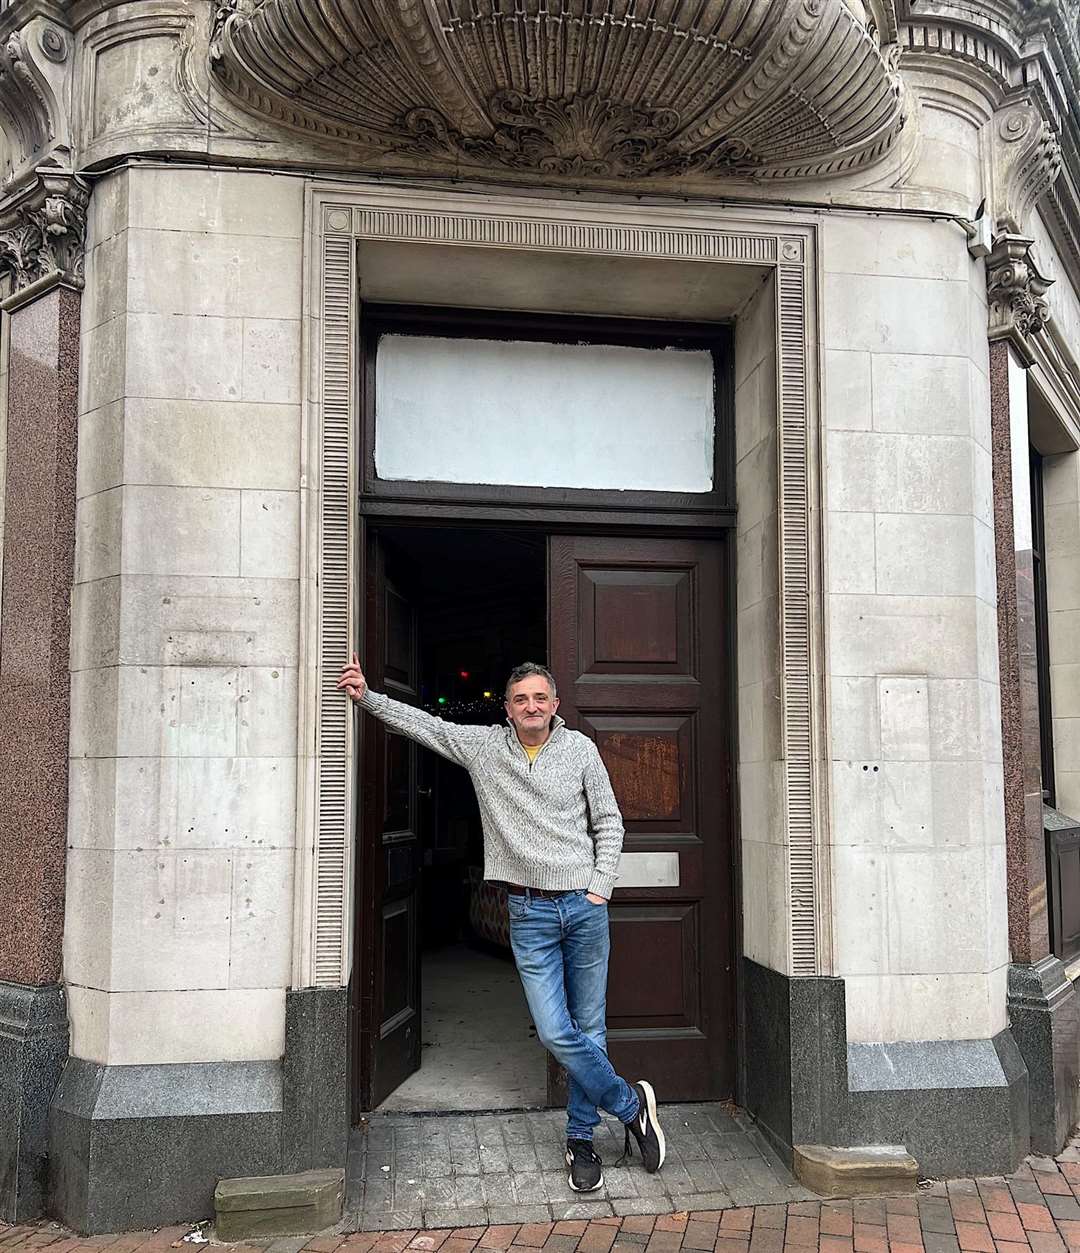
[7,1137,1080,1253]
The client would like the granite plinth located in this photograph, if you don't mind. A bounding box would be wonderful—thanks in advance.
[1008,958,1079,1155]
[741,959,846,1164]
[283,987,349,1174]
[846,1031,1030,1176]
[48,1057,283,1234]
[0,982,68,1222]
[741,959,1030,1178]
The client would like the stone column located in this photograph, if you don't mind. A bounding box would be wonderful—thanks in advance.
[0,170,88,1222]
[987,232,1080,1153]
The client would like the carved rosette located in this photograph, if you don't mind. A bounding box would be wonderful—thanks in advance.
[986,232,1054,365]
[210,0,905,187]
[0,170,90,294]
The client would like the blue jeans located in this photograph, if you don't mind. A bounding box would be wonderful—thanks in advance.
[508,888,639,1141]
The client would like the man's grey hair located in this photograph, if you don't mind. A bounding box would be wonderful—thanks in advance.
[505,662,557,700]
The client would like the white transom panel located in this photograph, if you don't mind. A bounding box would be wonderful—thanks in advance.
[373,334,716,493]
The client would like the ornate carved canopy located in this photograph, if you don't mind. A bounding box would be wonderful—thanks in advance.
[210,0,905,185]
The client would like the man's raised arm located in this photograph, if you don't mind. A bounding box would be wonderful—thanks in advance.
[337,652,490,768]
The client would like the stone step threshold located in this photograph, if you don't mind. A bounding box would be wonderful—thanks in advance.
[212,1145,916,1241]
[793,1146,919,1198]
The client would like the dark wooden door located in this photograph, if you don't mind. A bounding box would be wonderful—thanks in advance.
[357,533,423,1109]
[548,535,734,1101]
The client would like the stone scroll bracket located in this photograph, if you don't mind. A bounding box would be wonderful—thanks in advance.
[0,15,75,191]
[295,189,828,988]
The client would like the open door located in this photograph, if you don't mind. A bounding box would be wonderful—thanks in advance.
[548,535,734,1103]
[357,532,424,1110]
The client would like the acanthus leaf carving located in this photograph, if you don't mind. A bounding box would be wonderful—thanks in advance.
[403,93,758,181]
[0,168,89,294]
[209,0,258,65]
[986,232,1054,365]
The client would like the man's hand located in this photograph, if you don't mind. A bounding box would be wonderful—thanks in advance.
[585,892,607,905]
[337,652,367,703]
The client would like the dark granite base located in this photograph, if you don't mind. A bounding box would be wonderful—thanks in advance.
[741,959,846,1163]
[48,1058,283,1234]
[283,987,349,1173]
[742,958,1031,1178]
[0,982,68,1222]
[846,1033,1029,1176]
[1008,958,1080,1155]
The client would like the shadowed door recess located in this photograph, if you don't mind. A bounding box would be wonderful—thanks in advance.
[356,529,734,1112]
[549,535,734,1103]
[358,535,425,1110]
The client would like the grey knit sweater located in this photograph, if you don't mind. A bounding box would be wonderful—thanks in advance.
[358,689,624,898]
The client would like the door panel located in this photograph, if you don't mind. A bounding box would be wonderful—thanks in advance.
[583,715,692,827]
[581,568,692,673]
[357,533,423,1111]
[549,535,733,1102]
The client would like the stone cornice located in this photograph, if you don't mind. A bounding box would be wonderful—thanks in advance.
[0,164,89,293]
[208,0,906,190]
[0,1,70,43]
[897,1,1078,232]
[986,232,1055,368]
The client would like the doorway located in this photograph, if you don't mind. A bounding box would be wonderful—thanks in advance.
[356,525,549,1112]
[353,522,735,1119]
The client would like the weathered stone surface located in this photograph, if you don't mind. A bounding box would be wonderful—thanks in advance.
[793,1144,918,1198]
[214,1168,344,1240]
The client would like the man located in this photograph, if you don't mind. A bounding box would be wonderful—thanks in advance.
[337,653,665,1192]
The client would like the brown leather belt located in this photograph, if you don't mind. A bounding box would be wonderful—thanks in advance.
[503,884,575,899]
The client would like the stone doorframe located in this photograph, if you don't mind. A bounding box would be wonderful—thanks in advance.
[291,184,829,991]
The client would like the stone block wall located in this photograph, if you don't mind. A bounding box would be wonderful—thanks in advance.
[1029,212,1080,824]
[734,270,787,976]
[820,215,1009,1044]
[1045,451,1080,819]
[65,166,305,1069]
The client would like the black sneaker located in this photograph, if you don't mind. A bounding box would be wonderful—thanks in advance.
[618,1080,666,1172]
[565,1138,604,1192]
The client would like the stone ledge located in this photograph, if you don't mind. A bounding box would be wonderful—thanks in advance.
[215,1168,344,1240]
[793,1145,918,1198]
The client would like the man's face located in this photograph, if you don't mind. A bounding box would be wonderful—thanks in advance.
[504,675,559,737]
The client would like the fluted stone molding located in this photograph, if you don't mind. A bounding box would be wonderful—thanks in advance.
[0,15,74,190]
[0,167,89,295]
[209,0,906,189]
[987,232,1054,368]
